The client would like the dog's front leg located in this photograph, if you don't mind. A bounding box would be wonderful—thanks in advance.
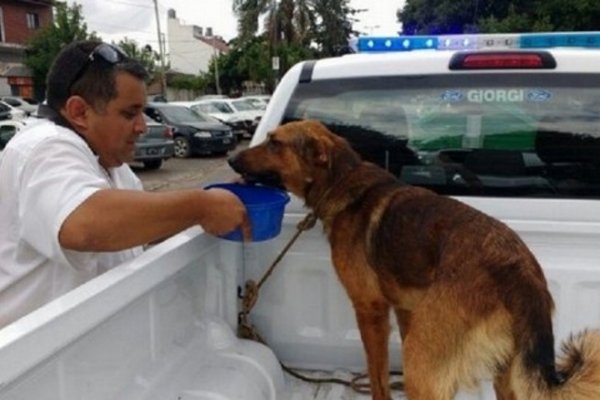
[354,301,392,400]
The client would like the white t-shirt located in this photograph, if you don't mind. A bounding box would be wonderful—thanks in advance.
[0,118,144,328]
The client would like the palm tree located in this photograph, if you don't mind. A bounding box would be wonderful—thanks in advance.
[233,0,314,47]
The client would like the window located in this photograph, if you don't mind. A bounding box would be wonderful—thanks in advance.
[283,73,600,199]
[26,13,39,29]
[212,102,233,113]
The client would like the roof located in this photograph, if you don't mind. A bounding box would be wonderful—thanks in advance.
[4,65,32,77]
[197,36,229,53]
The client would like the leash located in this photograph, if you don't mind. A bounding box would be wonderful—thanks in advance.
[237,211,405,394]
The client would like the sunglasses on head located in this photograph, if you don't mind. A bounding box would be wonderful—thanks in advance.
[68,43,128,91]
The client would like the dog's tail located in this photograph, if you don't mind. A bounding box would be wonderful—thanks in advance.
[512,329,600,399]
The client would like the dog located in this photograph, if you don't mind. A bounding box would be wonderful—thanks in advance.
[228,120,600,400]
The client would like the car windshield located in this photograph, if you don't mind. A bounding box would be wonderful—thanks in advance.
[282,73,600,199]
[245,98,267,109]
[232,99,258,111]
[159,105,213,123]
[194,103,222,114]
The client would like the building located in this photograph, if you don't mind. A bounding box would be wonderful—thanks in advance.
[0,0,53,98]
[166,8,228,76]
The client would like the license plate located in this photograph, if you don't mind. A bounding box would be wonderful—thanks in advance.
[140,147,164,156]
[223,138,231,144]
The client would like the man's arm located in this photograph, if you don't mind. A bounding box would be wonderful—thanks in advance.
[58,187,250,251]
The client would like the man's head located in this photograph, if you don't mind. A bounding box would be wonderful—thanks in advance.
[46,40,150,168]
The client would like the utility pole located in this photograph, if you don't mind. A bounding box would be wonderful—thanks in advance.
[153,0,167,98]
[213,42,221,95]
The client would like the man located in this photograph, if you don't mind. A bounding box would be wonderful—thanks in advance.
[0,41,250,328]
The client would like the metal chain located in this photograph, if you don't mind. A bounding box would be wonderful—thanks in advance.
[237,212,404,394]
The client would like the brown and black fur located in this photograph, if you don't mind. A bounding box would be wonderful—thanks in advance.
[228,120,600,400]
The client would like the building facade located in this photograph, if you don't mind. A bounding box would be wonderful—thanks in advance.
[166,8,228,76]
[0,0,53,98]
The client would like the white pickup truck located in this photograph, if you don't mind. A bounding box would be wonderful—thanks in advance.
[2,32,600,400]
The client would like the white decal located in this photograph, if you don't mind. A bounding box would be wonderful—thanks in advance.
[467,89,524,103]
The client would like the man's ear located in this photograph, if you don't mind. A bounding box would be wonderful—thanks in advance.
[64,96,89,131]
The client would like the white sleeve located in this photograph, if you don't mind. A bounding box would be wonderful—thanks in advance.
[18,138,108,263]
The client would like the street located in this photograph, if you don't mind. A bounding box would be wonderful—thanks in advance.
[133,141,249,191]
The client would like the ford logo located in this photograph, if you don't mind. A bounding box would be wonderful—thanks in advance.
[440,90,464,102]
[527,89,552,102]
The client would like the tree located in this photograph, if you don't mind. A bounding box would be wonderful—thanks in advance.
[231,0,358,84]
[399,0,600,34]
[399,0,486,34]
[117,38,162,82]
[312,0,359,57]
[25,2,98,98]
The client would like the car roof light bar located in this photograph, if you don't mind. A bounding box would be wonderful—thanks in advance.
[357,32,600,53]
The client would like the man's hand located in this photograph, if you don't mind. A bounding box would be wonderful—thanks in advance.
[199,188,252,240]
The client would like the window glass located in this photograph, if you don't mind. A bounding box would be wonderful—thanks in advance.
[209,102,233,113]
[232,99,257,111]
[3,98,19,107]
[157,105,209,123]
[26,13,39,29]
[283,73,600,199]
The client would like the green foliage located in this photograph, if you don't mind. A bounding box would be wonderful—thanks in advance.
[225,0,360,94]
[312,0,358,56]
[116,38,162,81]
[169,74,209,91]
[24,2,98,94]
[399,0,600,34]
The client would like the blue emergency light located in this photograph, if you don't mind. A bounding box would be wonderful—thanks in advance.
[357,32,600,53]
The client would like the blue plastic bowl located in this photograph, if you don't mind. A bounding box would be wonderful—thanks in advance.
[204,183,290,242]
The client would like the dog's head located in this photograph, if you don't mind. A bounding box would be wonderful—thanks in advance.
[228,120,361,201]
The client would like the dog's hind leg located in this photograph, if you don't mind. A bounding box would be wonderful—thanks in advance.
[394,308,412,340]
[400,292,463,400]
[402,330,457,400]
[493,363,517,400]
[354,301,392,400]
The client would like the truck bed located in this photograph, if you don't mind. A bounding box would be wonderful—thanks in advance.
[1,194,599,399]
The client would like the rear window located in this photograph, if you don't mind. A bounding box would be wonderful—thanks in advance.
[282,73,600,199]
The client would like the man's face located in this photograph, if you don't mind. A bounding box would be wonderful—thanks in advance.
[85,71,147,168]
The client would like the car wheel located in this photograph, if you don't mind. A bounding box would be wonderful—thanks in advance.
[173,136,191,158]
[143,159,162,170]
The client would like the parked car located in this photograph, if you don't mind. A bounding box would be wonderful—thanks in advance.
[189,98,263,138]
[0,119,31,150]
[192,94,227,101]
[130,115,174,169]
[146,94,167,103]
[0,100,26,120]
[172,100,253,140]
[241,95,271,110]
[144,102,235,158]
[0,100,26,121]
[0,96,38,116]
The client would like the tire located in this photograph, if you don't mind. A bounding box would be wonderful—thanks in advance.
[143,159,162,170]
[173,136,191,158]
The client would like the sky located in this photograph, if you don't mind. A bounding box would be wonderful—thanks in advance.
[66,0,405,49]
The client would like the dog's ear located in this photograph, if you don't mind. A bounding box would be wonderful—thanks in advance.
[292,134,329,166]
[311,138,329,166]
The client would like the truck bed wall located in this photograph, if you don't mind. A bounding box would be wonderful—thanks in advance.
[1,195,599,400]
[0,228,283,400]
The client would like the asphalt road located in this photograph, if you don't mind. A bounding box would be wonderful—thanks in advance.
[133,140,249,192]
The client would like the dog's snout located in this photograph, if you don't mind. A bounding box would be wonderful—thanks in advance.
[228,154,242,172]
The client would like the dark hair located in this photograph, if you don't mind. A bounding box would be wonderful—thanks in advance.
[46,40,149,112]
